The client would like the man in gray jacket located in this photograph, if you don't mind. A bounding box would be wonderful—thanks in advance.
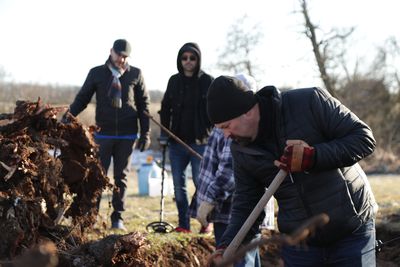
[68,39,150,231]
[206,75,378,266]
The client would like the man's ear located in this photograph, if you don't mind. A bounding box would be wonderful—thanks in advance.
[243,104,256,118]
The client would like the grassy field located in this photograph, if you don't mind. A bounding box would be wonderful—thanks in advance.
[97,169,400,235]
[369,175,400,231]
[97,167,200,235]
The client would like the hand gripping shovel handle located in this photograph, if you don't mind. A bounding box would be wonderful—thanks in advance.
[223,169,287,259]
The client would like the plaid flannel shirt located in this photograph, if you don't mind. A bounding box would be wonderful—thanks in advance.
[189,128,235,223]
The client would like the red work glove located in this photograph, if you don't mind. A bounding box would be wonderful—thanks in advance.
[274,140,315,172]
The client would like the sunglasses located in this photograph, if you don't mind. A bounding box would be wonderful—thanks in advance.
[181,55,197,61]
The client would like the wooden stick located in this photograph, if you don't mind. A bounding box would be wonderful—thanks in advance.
[217,213,329,267]
[143,111,203,160]
[223,169,287,259]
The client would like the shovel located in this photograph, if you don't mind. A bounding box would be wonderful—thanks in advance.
[223,169,287,259]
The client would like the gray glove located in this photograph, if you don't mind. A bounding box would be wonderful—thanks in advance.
[196,201,215,227]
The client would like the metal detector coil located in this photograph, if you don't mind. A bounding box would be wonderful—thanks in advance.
[146,221,174,233]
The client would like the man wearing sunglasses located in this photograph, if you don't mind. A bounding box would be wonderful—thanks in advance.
[159,42,214,233]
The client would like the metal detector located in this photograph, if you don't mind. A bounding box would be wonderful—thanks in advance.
[143,111,203,233]
[146,143,175,233]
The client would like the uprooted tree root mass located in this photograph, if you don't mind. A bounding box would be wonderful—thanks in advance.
[0,100,110,260]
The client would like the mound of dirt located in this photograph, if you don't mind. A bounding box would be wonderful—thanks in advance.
[0,99,110,260]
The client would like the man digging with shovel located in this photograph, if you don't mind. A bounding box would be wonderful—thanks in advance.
[206,76,378,267]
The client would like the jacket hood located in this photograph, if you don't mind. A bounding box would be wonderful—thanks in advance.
[256,85,281,100]
[177,42,201,76]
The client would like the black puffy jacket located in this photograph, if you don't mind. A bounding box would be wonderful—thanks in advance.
[221,86,377,247]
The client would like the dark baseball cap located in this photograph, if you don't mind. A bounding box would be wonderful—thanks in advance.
[112,39,131,57]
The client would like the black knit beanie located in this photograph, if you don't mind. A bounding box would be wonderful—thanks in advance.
[207,75,257,124]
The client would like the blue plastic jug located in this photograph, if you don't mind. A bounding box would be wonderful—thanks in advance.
[138,162,153,195]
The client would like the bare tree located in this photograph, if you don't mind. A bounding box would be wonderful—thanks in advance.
[299,0,400,170]
[299,0,355,97]
[217,15,264,77]
[369,36,400,91]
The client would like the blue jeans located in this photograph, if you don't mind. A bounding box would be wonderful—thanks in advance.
[214,222,261,267]
[214,222,228,248]
[282,219,376,267]
[169,141,205,230]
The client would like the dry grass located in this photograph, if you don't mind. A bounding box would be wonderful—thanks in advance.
[369,175,400,231]
[97,167,201,235]
[96,171,400,236]
[90,166,205,251]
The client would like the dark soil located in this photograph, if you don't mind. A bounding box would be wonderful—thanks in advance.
[376,214,400,266]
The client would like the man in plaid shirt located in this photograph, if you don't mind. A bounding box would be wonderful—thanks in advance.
[189,127,234,241]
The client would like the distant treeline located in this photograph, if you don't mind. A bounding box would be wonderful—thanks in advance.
[0,81,399,173]
[0,82,164,108]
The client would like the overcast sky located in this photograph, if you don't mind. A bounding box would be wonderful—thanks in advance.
[0,0,398,90]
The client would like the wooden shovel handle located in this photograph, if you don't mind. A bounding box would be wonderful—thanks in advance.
[223,169,287,259]
[143,111,202,160]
